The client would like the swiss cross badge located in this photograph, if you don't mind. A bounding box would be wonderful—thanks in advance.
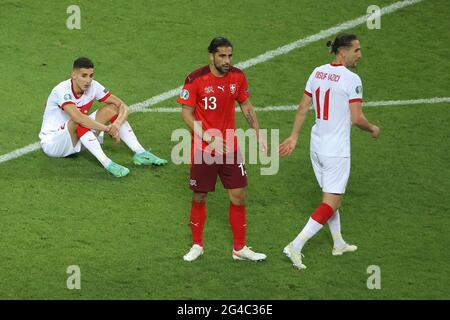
[230,84,236,94]
[204,86,214,94]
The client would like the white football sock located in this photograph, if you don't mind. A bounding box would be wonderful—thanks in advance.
[328,210,346,248]
[80,131,112,168]
[292,217,323,253]
[119,121,145,154]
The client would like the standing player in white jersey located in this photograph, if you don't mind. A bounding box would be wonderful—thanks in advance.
[279,34,380,269]
[39,57,167,177]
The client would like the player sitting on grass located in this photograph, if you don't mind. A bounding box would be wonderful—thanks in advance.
[39,57,167,177]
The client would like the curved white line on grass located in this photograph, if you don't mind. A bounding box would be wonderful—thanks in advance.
[137,97,450,113]
[0,0,426,164]
[235,0,425,70]
[129,0,424,113]
[0,95,446,165]
[129,87,182,113]
[363,97,450,107]
[0,142,41,164]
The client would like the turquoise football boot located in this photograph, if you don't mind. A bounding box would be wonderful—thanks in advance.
[132,150,168,166]
[106,161,130,177]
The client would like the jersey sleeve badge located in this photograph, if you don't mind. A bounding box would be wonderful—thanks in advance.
[180,89,190,100]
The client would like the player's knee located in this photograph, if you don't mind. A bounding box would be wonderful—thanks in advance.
[322,193,342,212]
[229,191,246,205]
[193,192,207,203]
[103,103,118,112]
[95,104,119,124]
[102,104,119,118]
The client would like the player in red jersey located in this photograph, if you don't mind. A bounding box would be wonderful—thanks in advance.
[177,37,267,262]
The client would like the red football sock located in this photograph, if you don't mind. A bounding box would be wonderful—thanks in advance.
[310,202,335,225]
[190,201,206,247]
[229,202,246,251]
[110,114,118,123]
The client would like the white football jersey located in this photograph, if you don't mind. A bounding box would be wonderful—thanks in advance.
[305,63,363,157]
[39,79,110,138]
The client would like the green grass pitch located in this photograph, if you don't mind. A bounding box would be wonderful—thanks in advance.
[0,0,449,299]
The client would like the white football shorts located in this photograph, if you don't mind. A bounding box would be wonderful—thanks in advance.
[310,151,350,194]
[40,111,99,158]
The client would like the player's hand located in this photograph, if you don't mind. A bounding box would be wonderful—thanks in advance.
[106,124,118,136]
[279,136,298,157]
[106,124,120,143]
[257,131,268,155]
[371,125,380,139]
[111,121,121,132]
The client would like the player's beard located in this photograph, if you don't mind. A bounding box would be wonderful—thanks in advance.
[214,61,230,75]
[348,57,360,69]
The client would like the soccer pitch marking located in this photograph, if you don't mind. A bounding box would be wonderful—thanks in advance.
[137,97,450,113]
[129,0,424,114]
[0,0,425,164]
[1,96,448,165]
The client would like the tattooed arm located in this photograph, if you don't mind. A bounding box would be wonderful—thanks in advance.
[239,98,260,130]
[239,98,267,153]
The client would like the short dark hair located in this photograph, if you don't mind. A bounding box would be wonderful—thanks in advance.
[73,57,94,69]
[208,37,233,53]
[326,34,358,54]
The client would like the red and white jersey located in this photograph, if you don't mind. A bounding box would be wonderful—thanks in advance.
[39,79,111,138]
[177,65,250,153]
[305,63,363,157]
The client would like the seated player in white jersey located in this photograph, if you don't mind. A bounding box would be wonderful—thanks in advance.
[279,34,380,269]
[39,57,167,177]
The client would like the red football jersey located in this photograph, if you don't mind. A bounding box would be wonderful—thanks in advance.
[177,65,250,152]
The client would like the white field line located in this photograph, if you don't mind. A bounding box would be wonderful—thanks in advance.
[132,97,450,113]
[0,142,42,164]
[0,0,425,164]
[129,0,424,114]
[1,96,446,165]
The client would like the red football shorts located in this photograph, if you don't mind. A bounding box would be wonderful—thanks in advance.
[189,150,248,192]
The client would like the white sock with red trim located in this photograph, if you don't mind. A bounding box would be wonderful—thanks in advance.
[328,210,346,248]
[119,121,145,154]
[292,218,323,253]
[80,131,112,168]
[292,203,334,252]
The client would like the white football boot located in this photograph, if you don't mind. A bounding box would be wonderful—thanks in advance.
[183,244,204,262]
[283,243,306,269]
[232,246,266,261]
[332,243,358,256]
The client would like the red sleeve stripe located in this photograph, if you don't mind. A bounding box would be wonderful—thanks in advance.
[349,98,363,104]
[304,90,312,97]
[98,92,111,102]
[60,101,75,110]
